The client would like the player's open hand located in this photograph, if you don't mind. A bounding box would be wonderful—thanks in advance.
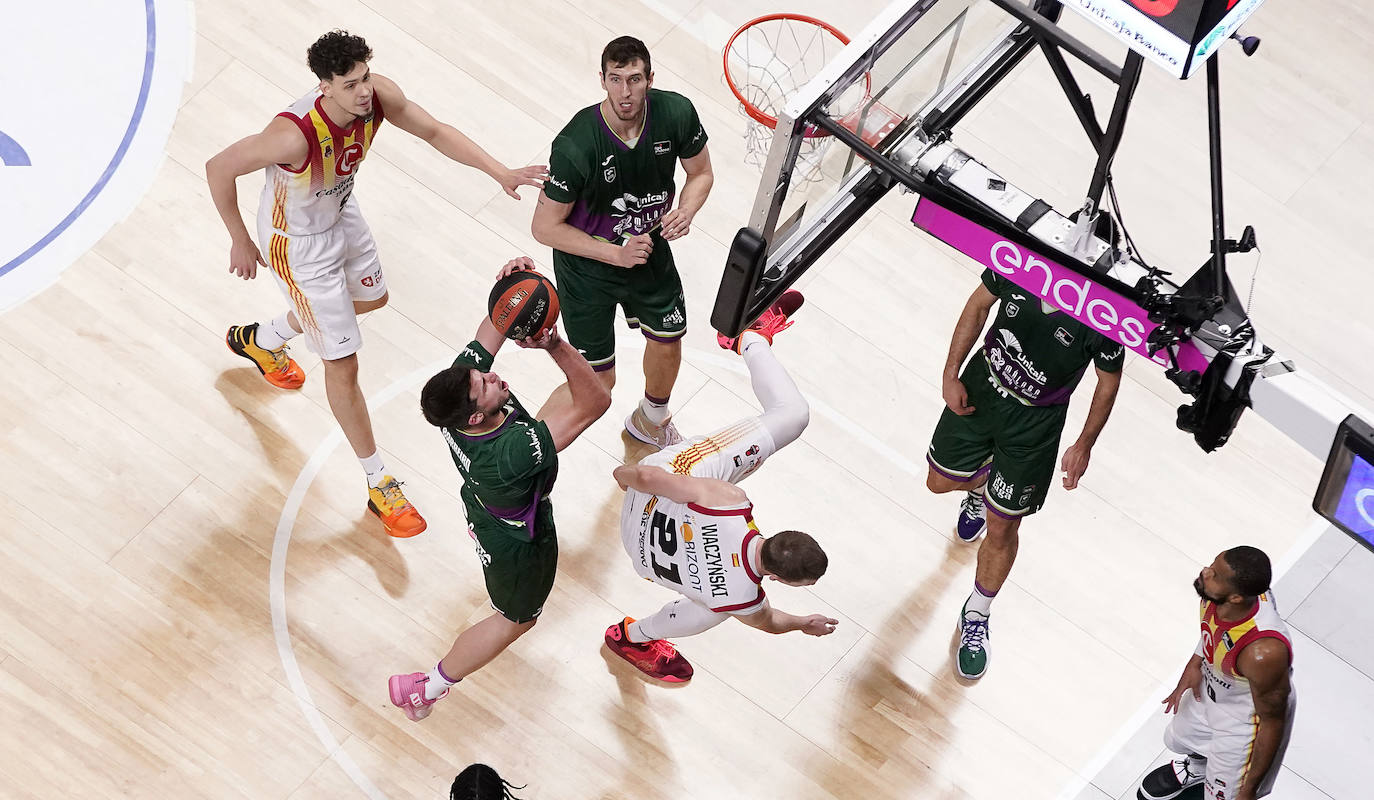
[515,325,560,351]
[942,376,975,415]
[660,207,694,241]
[229,237,267,280]
[499,164,548,199]
[612,233,653,268]
[495,256,538,281]
[801,615,839,637]
[1060,441,1091,489]
[1162,664,1203,714]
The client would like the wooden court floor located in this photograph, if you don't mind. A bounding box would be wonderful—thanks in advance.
[2,1,1371,797]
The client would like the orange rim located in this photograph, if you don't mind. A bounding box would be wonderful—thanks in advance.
[722,13,867,137]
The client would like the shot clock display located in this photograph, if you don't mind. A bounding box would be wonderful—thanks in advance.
[1314,415,1374,553]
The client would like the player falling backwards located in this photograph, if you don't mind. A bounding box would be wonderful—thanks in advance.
[605,291,837,683]
[207,30,544,538]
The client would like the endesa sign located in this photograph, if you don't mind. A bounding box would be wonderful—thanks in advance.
[912,198,1211,375]
[1063,0,1268,78]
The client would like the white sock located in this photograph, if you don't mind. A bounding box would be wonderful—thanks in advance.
[424,662,458,701]
[626,620,653,644]
[360,452,387,488]
[966,584,996,616]
[639,394,671,425]
[255,311,298,351]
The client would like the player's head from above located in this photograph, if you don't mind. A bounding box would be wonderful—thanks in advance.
[421,365,511,432]
[450,762,524,800]
[600,36,653,123]
[1194,545,1272,605]
[308,30,375,119]
[760,530,828,587]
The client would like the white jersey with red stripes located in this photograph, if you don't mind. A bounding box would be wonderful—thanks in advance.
[1197,591,1293,727]
[620,489,766,615]
[257,90,384,236]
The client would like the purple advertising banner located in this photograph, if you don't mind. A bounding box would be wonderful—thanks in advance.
[912,199,1211,374]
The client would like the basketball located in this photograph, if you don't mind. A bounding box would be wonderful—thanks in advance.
[487,270,560,340]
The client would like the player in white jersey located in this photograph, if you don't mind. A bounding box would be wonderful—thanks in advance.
[1140,546,1296,800]
[206,31,544,538]
[604,292,838,683]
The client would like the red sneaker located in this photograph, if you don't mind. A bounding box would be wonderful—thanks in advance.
[604,617,693,683]
[717,290,805,353]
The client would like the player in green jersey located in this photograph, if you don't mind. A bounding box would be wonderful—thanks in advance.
[387,257,611,722]
[926,268,1124,680]
[531,36,714,449]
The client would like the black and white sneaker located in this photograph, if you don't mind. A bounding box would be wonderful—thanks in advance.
[1137,754,1206,800]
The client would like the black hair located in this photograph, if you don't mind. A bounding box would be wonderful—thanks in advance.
[1222,545,1272,598]
[421,365,478,429]
[450,763,525,800]
[307,30,373,81]
[761,531,827,583]
[601,36,651,77]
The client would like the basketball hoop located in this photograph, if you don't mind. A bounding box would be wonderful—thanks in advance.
[724,14,904,183]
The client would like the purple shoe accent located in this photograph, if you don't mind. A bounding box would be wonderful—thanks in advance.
[956,488,987,542]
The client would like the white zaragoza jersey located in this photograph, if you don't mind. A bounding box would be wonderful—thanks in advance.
[621,489,766,615]
[258,90,384,236]
[1197,591,1293,726]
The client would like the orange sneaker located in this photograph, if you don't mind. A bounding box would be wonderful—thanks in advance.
[367,476,427,538]
[604,617,693,683]
[716,290,805,353]
[226,323,305,390]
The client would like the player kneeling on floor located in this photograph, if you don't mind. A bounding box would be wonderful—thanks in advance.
[605,291,838,683]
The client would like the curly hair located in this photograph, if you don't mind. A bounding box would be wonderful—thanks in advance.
[306,30,373,81]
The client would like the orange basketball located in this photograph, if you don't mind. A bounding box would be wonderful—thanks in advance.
[487,270,560,340]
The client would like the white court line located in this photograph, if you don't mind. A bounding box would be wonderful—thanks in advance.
[1053,513,1334,800]
[268,340,927,798]
[269,362,437,800]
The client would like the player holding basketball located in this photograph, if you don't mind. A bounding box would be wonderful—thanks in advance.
[604,291,837,683]
[388,258,610,721]
[926,270,1123,679]
[207,31,545,538]
[532,36,714,449]
[1139,546,1295,800]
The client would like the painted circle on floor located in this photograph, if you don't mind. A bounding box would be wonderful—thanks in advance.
[0,0,192,313]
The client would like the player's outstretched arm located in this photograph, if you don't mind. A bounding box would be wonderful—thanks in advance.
[372,74,545,199]
[612,464,746,507]
[1061,365,1122,489]
[1234,640,1292,800]
[737,605,838,637]
[942,284,997,415]
[531,331,610,452]
[205,118,309,279]
[660,146,713,241]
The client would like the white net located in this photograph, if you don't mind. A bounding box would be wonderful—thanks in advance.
[724,16,856,183]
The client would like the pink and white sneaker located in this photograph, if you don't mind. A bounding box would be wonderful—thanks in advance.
[388,671,447,721]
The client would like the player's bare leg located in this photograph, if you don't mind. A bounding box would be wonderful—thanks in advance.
[322,352,425,537]
[926,467,992,542]
[957,512,1021,680]
[626,339,684,448]
[389,613,536,721]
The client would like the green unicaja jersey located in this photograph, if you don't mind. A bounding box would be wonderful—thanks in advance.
[977,269,1124,406]
[440,341,559,541]
[543,89,707,250]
